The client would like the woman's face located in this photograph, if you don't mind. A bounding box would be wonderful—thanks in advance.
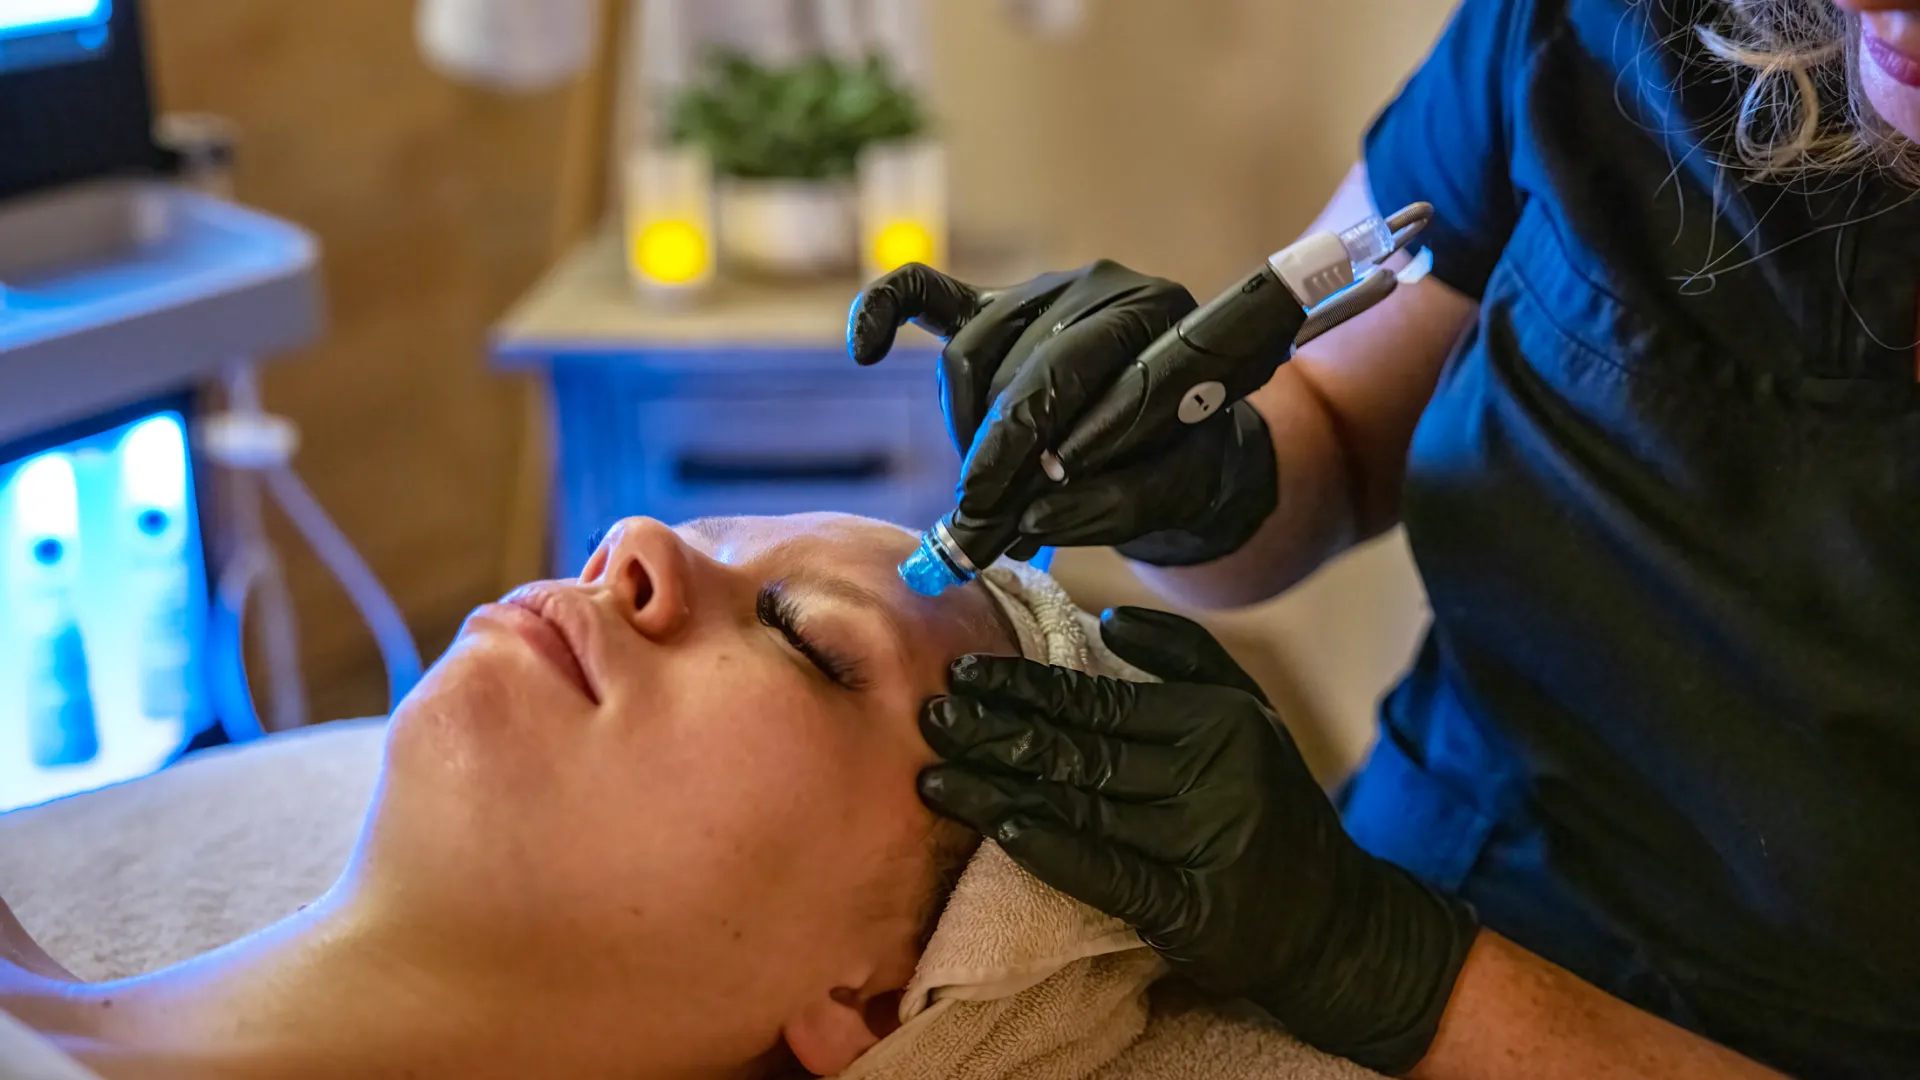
[356,513,1011,1075]
[1839,1,1920,142]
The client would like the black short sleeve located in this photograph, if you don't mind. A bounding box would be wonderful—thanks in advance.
[1365,0,1533,299]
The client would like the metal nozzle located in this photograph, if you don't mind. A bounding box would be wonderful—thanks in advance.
[1385,202,1433,258]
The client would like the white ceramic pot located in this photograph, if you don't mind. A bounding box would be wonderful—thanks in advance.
[717,179,857,278]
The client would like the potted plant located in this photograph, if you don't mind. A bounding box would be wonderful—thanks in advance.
[668,50,926,278]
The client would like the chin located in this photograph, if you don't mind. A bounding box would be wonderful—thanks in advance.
[1864,81,1920,146]
[1862,34,1920,145]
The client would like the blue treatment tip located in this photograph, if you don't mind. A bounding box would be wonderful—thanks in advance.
[900,532,968,597]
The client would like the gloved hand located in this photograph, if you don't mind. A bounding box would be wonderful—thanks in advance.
[916,607,1480,1075]
[847,262,1278,566]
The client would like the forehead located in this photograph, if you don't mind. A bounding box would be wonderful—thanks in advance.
[676,513,916,569]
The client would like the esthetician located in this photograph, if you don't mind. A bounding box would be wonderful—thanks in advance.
[849,0,1920,1075]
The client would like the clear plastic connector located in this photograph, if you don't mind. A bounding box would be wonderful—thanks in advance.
[1337,215,1397,271]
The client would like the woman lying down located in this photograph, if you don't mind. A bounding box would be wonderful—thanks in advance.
[0,513,1365,1080]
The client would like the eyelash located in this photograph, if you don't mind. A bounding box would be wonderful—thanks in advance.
[756,583,869,691]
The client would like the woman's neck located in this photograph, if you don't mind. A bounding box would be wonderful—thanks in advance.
[2,890,734,1080]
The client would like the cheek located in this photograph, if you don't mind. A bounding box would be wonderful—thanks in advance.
[385,633,579,784]
[625,681,933,894]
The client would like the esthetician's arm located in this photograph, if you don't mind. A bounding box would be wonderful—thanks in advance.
[1129,162,1475,608]
[918,609,1788,1078]
[1414,932,1787,1080]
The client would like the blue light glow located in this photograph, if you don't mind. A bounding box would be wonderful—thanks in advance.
[0,0,111,41]
[0,409,208,812]
[899,533,967,597]
[13,452,78,539]
[119,414,187,511]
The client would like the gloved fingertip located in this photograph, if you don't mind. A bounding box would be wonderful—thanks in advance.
[845,291,899,366]
[919,696,985,760]
[916,765,951,803]
[1098,607,1204,677]
[949,654,988,686]
[917,765,1018,829]
[918,694,952,732]
[948,653,1049,703]
[993,814,1036,846]
[1102,605,1196,632]
[917,767,979,824]
[1099,606,1211,654]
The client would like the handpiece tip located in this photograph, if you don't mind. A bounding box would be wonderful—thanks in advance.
[899,539,964,597]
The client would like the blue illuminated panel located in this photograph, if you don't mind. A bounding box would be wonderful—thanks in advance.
[0,408,209,812]
[0,0,113,72]
[0,0,110,39]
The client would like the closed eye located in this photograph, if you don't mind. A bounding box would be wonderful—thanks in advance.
[756,582,871,691]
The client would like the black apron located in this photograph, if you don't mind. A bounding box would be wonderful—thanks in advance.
[1347,1,1920,1075]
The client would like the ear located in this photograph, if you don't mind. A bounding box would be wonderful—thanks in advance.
[782,986,906,1076]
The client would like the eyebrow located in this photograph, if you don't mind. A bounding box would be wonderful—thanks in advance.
[678,517,730,547]
[784,568,908,644]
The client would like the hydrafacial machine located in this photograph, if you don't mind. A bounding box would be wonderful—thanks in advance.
[0,0,418,812]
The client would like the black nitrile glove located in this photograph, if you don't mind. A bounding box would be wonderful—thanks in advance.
[916,607,1479,1075]
[847,262,1278,566]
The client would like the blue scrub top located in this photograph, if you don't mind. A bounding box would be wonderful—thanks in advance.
[1344,0,1920,1075]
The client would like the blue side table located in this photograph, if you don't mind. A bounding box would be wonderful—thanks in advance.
[493,234,979,577]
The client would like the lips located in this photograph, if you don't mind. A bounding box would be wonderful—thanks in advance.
[1866,25,1920,89]
[489,593,599,703]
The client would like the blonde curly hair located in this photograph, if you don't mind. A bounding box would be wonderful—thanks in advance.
[1697,0,1920,184]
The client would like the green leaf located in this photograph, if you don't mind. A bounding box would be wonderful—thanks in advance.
[667,48,928,180]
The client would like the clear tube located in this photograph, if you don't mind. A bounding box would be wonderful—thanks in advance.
[215,365,305,737]
[1337,214,1396,270]
[265,466,423,709]
[206,364,422,742]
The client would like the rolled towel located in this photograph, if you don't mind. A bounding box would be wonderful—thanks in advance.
[836,562,1165,1080]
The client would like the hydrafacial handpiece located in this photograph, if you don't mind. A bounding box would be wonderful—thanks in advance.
[900,203,1434,597]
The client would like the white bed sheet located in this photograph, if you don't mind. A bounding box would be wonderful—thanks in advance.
[0,719,385,980]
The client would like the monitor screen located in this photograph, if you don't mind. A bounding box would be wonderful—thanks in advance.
[0,0,158,201]
[0,402,211,813]
[0,1,115,74]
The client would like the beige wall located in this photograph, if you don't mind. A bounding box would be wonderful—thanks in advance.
[931,0,1456,290]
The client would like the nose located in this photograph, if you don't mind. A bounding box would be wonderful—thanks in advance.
[580,517,693,641]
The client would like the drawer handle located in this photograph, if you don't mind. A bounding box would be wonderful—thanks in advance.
[673,452,896,485]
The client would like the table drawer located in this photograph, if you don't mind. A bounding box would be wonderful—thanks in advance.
[633,392,946,521]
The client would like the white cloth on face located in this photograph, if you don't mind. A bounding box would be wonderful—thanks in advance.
[974,562,1152,682]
